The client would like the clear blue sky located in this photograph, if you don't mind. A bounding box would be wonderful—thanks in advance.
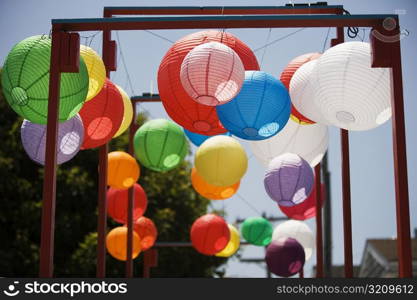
[1,0,416,278]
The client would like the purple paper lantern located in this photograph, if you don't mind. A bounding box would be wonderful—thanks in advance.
[21,114,84,165]
[265,237,305,277]
[264,153,314,207]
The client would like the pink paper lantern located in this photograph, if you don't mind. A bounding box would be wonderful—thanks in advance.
[180,42,245,106]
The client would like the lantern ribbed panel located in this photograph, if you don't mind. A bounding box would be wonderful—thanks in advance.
[249,118,328,168]
[215,224,240,257]
[265,238,305,277]
[180,42,245,106]
[79,79,124,149]
[313,41,392,131]
[290,60,329,124]
[190,214,230,255]
[132,216,158,251]
[107,183,148,224]
[21,114,84,165]
[194,136,248,187]
[272,220,315,261]
[80,45,106,101]
[134,119,188,172]
[241,217,273,246]
[158,30,259,135]
[107,151,140,189]
[183,128,231,147]
[1,35,89,124]
[191,167,240,200]
[113,85,133,138]
[216,71,291,141]
[106,227,141,261]
[264,153,314,207]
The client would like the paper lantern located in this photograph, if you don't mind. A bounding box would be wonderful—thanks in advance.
[158,30,259,135]
[279,183,325,221]
[215,224,240,257]
[313,41,392,131]
[272,220,315,261]
[280,52,321,124]
[250,118,328,168]
[191,167,240,200]
[264,153,314,207]
[190,214,230,255]
[195,136,248,186]
[290,60,329,124]
[183,128,231,147]
[107,183,148,224]
[21,114,84,165]
[79,79,124,149]
[107,151,140,189]
[132,216,158,251]
[106,226,141,261]
[134,119,187,172]
[216,71,291,140]
[80,45,106,101]
[1,35,88,124]
[113,85,133,138]
[265,237,305,277]
[180,42,245,106]
[241,217,273,246]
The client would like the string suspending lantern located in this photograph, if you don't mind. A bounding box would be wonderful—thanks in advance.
[190,214,230,255]
[195,136,248,186]
[107,183,148,224]
[249,118,328,168]
[107,151,140,189]
[280,52,321,124]
[134,119,188,172]
[113,85,133,138]
[106,226,141,261]
[191,167,240,200]
[272,220,315,261]
[215,224,240,257]
[1,35,88,124]
[79,78,124,149]
[132,216,158,251]
[312,41,392,131]
[216,71,291,140]
[158,30,259,135]
[183,128,231,147]
[80,45,106,101]
[180,41,245,106]
[264,153,314,207]
[265,237,305,277]
[21,114,84,165]
[241,217,273,246]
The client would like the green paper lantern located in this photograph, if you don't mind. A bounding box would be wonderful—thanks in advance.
[134,119,188,172]
[1,35,89,124]
[241,217,273,246]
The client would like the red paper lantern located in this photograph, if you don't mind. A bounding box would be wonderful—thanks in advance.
[107,183,148,224]
[190,214,230,255]
[132,216,158,251]
[280,53,321,124]
[278,183,325,220]
[79,78,124,149]
[158,30,259,135]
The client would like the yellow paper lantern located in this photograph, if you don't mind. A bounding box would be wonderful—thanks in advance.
[195,136,248,186]
[215,224,240,257]
[113,85,134,138]
[106,226,141,261]
[80,45,106,101]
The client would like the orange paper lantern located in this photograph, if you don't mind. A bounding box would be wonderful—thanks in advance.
[106,226,141,261]
[191,167,239,200]
[132,216,158,251]
[107,151,140,189]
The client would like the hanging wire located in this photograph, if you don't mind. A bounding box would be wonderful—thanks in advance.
[321,27,331,53]
[115,31,135,96]
[253,28,306,52]
[343,9,359,38]
[260,28,272,68]
[144,30,175,44]
[236,193,262,216]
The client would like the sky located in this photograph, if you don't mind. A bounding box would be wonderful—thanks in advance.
[0,0,416,278]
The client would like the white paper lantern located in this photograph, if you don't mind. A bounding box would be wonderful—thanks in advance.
[250,118,328,168]
[272,220,315,261]
[313,41,392,131]
[290,60,329,124]
[180,41,245,106]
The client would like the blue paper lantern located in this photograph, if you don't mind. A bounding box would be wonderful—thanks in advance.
[183,129,231,147]
[216,71,291,141]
